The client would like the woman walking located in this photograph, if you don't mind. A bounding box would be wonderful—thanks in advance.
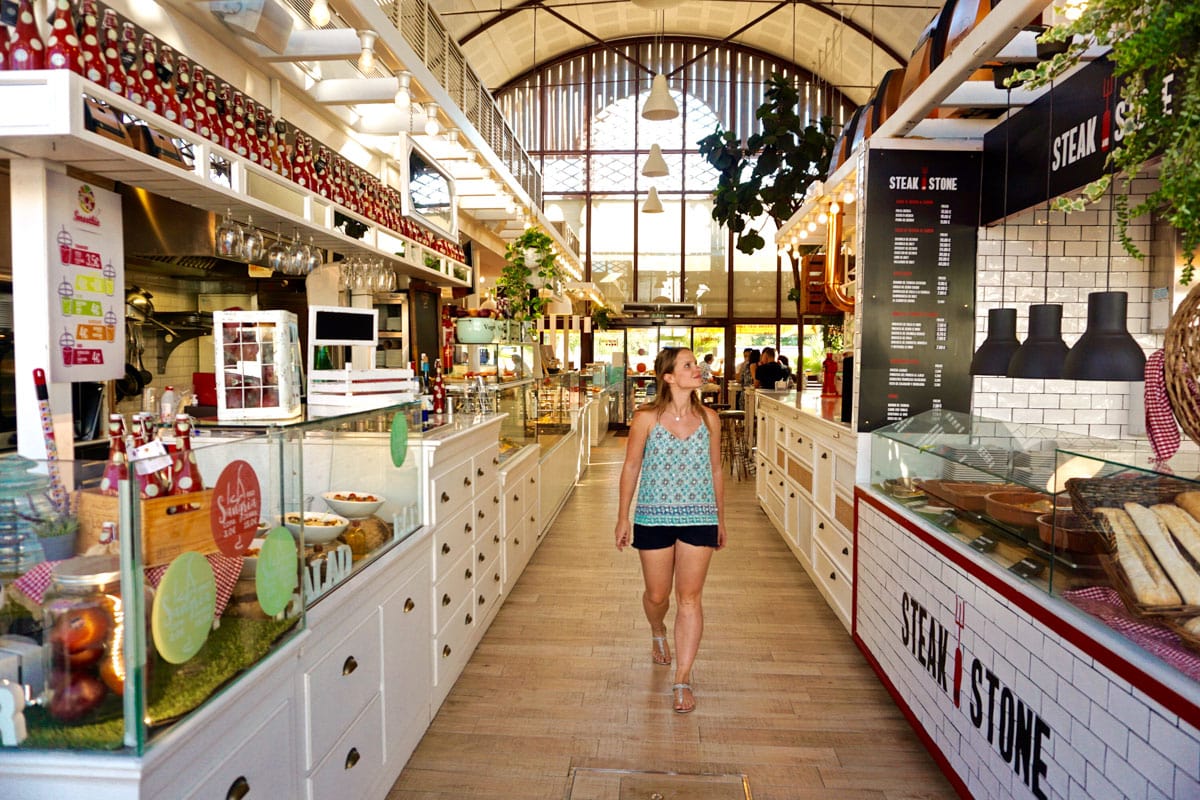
[614,347,726,713]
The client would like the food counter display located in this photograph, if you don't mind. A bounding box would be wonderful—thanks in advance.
[859,409,1200,800]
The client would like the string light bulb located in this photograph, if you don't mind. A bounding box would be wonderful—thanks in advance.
[799,228,808,239]
[394,70,411,108]
[829,200,840,215]
[807,220,817,233]
[843,188,856,205]
[818,208,828,225]
[309,0,330,27]
[357,31,376,72]
[423,102,440,136]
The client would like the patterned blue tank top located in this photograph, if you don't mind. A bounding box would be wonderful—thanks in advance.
[634,421,718,526]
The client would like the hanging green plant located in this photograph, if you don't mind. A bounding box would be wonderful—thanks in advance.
[1012,1,1200,283]
[496,227,562,321]
[591,304,614,331]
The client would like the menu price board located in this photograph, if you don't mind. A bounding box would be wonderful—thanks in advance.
[46,173,124,382]
[858,148,981,433]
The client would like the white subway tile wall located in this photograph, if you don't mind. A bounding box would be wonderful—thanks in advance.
[972,192,1157,440]
[857,501,1200,800]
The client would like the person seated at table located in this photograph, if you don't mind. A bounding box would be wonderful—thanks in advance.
[777,354,793,387]
[699,353,720,396]
[754,347,786,389]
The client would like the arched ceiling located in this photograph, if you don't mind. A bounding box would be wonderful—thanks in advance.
[427,0,940,106]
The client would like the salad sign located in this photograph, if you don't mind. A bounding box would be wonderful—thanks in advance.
[152,552,217,664]
[210,460,261,556]
[46,174,123,381]
[256,526,298,617]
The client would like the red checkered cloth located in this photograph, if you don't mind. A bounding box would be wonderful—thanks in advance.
[12,553,242,622]
[1063,585,1200,681]
[1145,349,1180,464]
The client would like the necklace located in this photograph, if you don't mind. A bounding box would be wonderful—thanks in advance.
[669,403,689,422]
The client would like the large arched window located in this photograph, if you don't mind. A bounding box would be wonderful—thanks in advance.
[498,38,854,322]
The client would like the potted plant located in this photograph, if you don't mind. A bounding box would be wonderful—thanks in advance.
[698,73,837,320]
[34,504,79,561]
[496,227,562,322]
[1014,1,1199,283]
[592,304,614,331]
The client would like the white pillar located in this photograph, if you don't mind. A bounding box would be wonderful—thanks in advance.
[11,159,75,463]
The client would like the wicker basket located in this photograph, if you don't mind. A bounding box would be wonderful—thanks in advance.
[1163,282,1200,447]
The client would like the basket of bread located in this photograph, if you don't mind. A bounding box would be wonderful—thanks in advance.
[1068,477,1200,625]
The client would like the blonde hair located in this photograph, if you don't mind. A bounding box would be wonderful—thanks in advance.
[639,347,705,418]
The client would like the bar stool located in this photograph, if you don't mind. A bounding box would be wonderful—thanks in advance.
[717,410,749,481]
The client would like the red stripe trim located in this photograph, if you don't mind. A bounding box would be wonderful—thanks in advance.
[854,487,1200,731]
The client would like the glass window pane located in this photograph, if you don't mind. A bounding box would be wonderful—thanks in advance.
[627,330,660,375]
[593,329,625,365]
[592,195,634,307]
[590,153,636,193]
[692,326,726,378]
[638,194,681,301]
[543,156,586,194]
[779,324,799,387]
[731,214,778,317]
[683,198,726,317]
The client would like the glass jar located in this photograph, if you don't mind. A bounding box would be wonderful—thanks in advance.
[0,454,58,578]
[42,555,153,724]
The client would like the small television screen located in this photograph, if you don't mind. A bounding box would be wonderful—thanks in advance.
[401,135,457,241]
[311,307,378,346]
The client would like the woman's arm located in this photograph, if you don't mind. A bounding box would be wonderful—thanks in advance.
[614,409,652,550]
[705,407,727,549]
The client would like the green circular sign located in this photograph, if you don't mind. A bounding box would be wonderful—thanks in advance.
[390,411,409,467]
[152,552,216,665]
[256,526,298,617]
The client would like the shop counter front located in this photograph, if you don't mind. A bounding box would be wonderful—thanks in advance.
[858,410,1200,800]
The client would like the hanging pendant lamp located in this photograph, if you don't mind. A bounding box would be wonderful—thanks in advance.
[642,74,678,120]
[1062,290,1145,380]
[1009,81,1068,379]
[970,87,1020,376]
[971,308,1021,375]
[1008,304,1070,378]
[642,144,669,177]
[641,186,663,213]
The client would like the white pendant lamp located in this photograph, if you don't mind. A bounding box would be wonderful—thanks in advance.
[641,186,663,214]
[642,144,669,177]
[642,74,678,121]
[632,0,685,8]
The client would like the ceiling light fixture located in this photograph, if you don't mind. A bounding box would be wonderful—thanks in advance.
[394,69,410,108]
[642,186,663,213]
[309,0,330,27]
[357,31,376,73]
[641,10,678,121]
[642,143,669,177]
[843,188,856,205]
[423,102,440,136]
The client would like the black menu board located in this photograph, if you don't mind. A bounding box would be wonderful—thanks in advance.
[858,148,981,433]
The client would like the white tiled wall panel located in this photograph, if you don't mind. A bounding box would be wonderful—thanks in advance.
[856,500,1200,800]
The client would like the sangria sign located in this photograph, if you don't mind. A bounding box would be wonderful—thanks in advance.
[45,173,123,381]
[900,590,1054,799]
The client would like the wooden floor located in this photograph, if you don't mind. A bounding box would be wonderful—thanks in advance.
[387,434,958,800]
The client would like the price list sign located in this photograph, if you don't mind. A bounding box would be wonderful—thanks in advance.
[858,148,981,433]
[46,173,124,381]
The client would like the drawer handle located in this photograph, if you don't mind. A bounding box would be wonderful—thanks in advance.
[226,776,250,800]
[493,456,500,465]
[514,538,521,546]
[493,572,500,583]
[465,568,473,579]
[493,495,500,504]
[493,534,500,544]
[818,523,825,530]
[479,594,487,605]
[442,593,452,606]
[478,552,486,563]
[514,494,519,502]
[442,543,451,555]
[830,572,837,581]
[477,467,485,476]
[441,491,450,503]
[465,523,473,534]
[478,509,486,519]
[404,597,415,613]
[790,492,795,498]
[842,546,850,556]
[465,612,473,625]
[464,476,472,487]
[345,747,360,770]
[530,515,536,523]
[821,452,828,460]
[443,645,452,658]
[530,476,536,484]
[342,655,358,676]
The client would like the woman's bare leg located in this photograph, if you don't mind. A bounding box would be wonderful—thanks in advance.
[671,541,714,711]
[639,547,675,663]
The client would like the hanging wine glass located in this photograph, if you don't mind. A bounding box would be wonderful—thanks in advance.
[305,236,322,274]
[215,208,243,257]
[242,214,265,263]
[265,224,289,273]
[287,230,308,276]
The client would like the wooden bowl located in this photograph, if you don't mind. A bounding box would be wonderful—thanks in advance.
[984,491,1060,529]
[1037,511,1104,553]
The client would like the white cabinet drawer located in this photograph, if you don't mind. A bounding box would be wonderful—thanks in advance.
[814,512,852,576]
[184,698,298,800]
[433,594,475,693]
[783,421,812,463]
[308,695,384,800]
[304,610,381,769]
[474,486,502,534]
[474,524,500,569]
[813,546,851,628]
[432,459,475,520]
[434,547,476,633]
[380,566,432,769]
[473,445,501,491]
[433,504,473,577]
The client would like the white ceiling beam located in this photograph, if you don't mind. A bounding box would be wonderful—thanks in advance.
[310,77,398,104]
[257,28,361,62]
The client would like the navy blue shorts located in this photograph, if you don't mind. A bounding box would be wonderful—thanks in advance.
[633,524,719,550]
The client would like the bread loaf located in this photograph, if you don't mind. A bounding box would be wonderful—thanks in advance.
[1153,503,1200,567]
[1169,494,1200,565]
[1183,617,1200,638]
[1096,507,1181,606]
[1125,503,1200,605]
[1174,491,1200,526]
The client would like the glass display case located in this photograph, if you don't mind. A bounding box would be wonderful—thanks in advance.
[871,409,1200,683]
[0,428,303,755]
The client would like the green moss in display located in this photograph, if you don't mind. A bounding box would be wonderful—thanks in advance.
[22,616,298,750]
